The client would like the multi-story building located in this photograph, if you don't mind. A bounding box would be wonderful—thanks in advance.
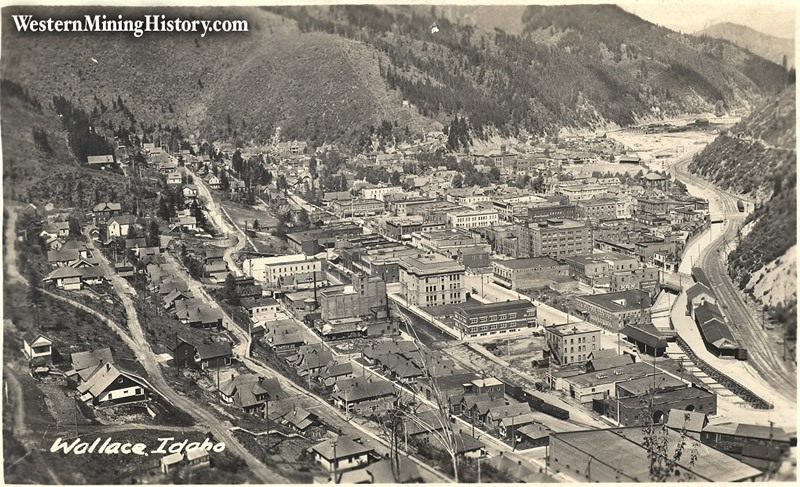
[390,196,438,217]
[544,322,602,366]
[453,300,536,339]
[319,274,388,322]
[384,218,423,241]
[398,254,465,308]
[610,267,660,297]
[492,257,568,290]
[410,228,488,258]
[362,186,402,201]
[493,195,548,222]
[243,254,324,288]
[447,208,500,229]
[518,219,593,258]
[555,184,609,201]
[331,198,385,218]
[636,197,677,216]
[576,198,618,222]
[575,289,651,331]
[286,222,362,254]
[592,219,635,245]
[527,202,577,223]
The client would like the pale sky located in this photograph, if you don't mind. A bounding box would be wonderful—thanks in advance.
[619,0,796,38]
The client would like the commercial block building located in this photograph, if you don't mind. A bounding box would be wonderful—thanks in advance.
[398,253,465,308]
[576,198,618,222]
[319,274,388,322]
[544,322,602,366]
[526,202,577,223]
[453,299,536,339]
[518,219,593,258]
[243,254,324,288]
[331,198,385,218]
[492,257,568,290]
[447,208,500,229]
[575,289,651,331]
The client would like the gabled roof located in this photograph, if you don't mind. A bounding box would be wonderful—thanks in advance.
[694,302,723,325]
[77,363,144,398]
[686,282,715,302]
[666,410,708,433]
[71,348,114,371]
[487,402,532,420]
[366,456,423,483]
[700,319,738,349]
[108,215,137,226]
[47,249,80,262]
[621,322,667,349]
[23,331,52,346]
[588,353,636,371]
[93,202,121,212]
[453,432,484,454]
[310,437,374,461]
[499,412,539,429]
[195,342,232,360]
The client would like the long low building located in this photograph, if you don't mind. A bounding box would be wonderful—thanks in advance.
[492,256,568,290]
[574,289,651,331]
[452,299,536,339]
[243,254,324,288]
[548,427,763,482]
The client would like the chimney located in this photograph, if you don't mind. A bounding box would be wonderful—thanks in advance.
[259,376,264,384]
[106,363,111,371]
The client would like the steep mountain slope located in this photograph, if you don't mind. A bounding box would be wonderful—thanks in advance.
[697,22,794,68]
[689,84,796,330]
[269,4,787,140]
[1,6,436,148]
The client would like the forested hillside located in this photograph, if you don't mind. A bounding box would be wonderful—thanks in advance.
[698,22,795,69]
[1,7,436,151]
[268,4,788,139]
[689,84,796,333]
[2,5,790,150]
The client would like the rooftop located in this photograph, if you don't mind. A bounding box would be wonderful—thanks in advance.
[399,253,465,276]
[576,289,651,313]
[552,427,761,482]
[493,256,563,269]
[546,322,601,337]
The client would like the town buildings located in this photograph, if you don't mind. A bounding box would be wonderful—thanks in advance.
[398,253,465,307]
[544,322,602,366]
[492,256,568,290]
[452,299,536,339]
[242,254,324,288]
[518,219,593,258]
[575,289,651,331]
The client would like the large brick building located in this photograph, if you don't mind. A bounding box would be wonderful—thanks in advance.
[517,219,593,258]
[398,253,465,308]
[452,299,536,339]
[319,274,388,322]
[575,289,651,331]
[491,256,568,290]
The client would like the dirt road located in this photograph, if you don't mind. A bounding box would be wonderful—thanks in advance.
[4,202,25,284]
[81,238,287,483]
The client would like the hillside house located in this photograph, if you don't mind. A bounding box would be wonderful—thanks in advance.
[92,202,121,221]
[23,332,53,365]
[40,221,71,239]
[309,436,375,473]
[107,215,136,238]
[86,154,115,166]
[208,175,221,189]
[167,173,182,185]
[194,342,233,370]
[77,362,149,406]
[219,374,285,416]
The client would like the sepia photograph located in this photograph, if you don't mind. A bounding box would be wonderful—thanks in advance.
[1,0,796,483]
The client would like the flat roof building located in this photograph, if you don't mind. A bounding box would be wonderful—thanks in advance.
[398,253,465,308]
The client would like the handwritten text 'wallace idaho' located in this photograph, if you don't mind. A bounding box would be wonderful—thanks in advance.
[50,436,226,456]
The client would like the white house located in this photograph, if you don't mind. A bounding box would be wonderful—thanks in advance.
[23,332,53,362]
[309,437,374,472]
[166,173,182,185]
[107,215,136,238]
[76,363,149,406]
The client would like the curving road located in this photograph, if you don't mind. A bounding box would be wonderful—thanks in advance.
[79,237,288,482]
[670,156,796,404]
